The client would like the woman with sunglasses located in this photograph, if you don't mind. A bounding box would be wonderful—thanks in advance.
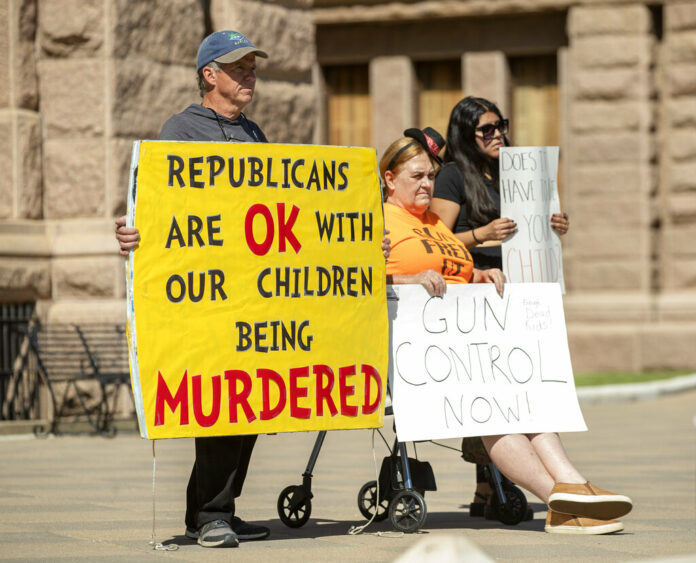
[383,127,630,535]
[430,97,571,526]
[430,96,569,271]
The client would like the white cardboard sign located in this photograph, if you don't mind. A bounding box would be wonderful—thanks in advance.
[500,147,565,293]
[389,284,586,442]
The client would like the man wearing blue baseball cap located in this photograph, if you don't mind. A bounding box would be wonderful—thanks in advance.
[115,30,271,548]
[158,29,269,143]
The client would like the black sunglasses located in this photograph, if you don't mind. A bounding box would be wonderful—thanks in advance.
[475,118,509,141]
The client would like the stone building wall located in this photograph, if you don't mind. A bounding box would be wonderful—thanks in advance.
[0,0,48,304]
[36,0,205,324]
[561,3,657,371]
[648,1,696,368]
[561,2,696,372]
[0,0,316,326]
[1,0,695,375]
[210,0,316,144]
[311,0,696,373]
[660,2,696,293]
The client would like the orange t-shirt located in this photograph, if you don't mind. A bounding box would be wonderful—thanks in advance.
[385,203,474,283]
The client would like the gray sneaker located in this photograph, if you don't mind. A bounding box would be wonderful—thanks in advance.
[193,520,239,548]
[185,517,270,543]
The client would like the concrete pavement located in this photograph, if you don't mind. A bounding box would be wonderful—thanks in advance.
[0,389,694,562]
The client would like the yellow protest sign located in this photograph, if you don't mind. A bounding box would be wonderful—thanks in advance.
[125,141,388,439]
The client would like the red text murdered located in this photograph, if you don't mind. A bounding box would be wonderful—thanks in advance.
[154,363,383,427]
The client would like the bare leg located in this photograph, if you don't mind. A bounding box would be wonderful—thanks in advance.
[482,432,587,502]
[481,434,556,502]
[484,433,631,524]
[528,433,585,485]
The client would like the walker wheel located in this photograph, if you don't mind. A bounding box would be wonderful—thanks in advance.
[357,480,389,522]
[389,490,427,533]
[490,484,528,525]
[277,485,312,528]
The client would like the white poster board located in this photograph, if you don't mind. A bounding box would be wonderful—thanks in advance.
[389,284,586,442]
[500,147,565,293]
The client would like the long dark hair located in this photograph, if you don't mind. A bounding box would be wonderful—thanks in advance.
[443,96,509,227]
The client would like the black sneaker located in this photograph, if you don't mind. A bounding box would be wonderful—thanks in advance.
[192,520,239,548]
[230,516,270,541]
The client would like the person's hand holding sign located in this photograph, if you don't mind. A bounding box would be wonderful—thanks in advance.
[115,215,140,256]
[550,212,570,236]
[414,269,447,297]
[381,230,391,260]
[472,267,505,297]
[477,217,517,243]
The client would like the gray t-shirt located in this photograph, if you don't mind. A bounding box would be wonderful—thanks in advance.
[158,103,268,143]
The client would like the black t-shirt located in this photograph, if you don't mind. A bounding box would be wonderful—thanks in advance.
[433,163,502,270]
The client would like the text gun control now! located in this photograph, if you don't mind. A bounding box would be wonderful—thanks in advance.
[389,283,586,442]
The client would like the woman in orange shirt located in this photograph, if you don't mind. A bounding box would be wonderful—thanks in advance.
[382,128,504,297]
[381,129,631,535]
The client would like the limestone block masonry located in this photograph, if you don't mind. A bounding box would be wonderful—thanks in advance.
[0,0,318,328]
[38,0,104,58]
[658,1,696,314]
[1,0,696,374]
[564,5,654,296]
[462,52,510,117]
[1,0,41,222]
[14,111,42,219]
[369,56,416,155]
[212,0,317,143]
[561,2,696,371]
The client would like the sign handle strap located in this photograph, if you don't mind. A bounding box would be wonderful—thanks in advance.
[149,439,178,551]
[347,430,403,538]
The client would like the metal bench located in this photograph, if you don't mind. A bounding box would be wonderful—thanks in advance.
[21,323,131,434]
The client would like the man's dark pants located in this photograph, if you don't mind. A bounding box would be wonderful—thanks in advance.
[185,435,258,529]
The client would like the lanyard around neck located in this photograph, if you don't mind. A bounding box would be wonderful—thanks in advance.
[209,108,260,142]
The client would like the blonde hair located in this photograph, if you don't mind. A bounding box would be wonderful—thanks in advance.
[379,138,423,180]
[379,137,439,200]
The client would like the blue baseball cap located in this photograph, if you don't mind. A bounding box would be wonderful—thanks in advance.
[196,30,268,72]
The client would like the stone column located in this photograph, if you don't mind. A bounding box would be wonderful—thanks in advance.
[461,51,510,117]
[0,0,41,221]
[0,0,49,303]
[210,0,316,144]
[31,0,111,321]
[649,1,696,369]
[36,0,204,322]
[38,0,107,220]
[659,2,696,292]
[109,0,205,214]
[369,56,416,157]
[312,61,327,146]
[565,4,654,295]
[563,4,655,372]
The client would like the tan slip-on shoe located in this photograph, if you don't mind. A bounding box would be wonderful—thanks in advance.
[544,509,623,535]
[548,481,632,520]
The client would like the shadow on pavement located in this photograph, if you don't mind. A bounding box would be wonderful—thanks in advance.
[160,505,553,546]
